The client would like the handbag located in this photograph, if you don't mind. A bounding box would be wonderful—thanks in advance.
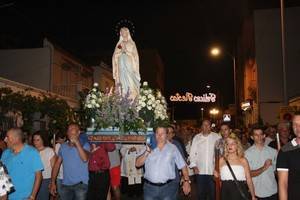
[224,159,251,200]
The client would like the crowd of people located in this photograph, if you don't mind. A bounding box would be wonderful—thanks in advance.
[0,113,299,200]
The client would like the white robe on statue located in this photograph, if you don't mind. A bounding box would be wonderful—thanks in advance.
[112,27,140,100]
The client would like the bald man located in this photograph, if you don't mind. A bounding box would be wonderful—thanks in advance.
[190,119,221,200]
[1,128,43,200]
[50,124,90,200]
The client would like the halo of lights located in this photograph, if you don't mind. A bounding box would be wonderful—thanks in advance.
[115,19,136,37]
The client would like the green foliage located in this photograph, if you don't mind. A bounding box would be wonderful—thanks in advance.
[40,95,75,134]
[0,87,77,133]
[77,90,90,130]
[0,88,40,131]
[20,94,41,131]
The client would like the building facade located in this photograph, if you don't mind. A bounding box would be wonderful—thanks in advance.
[237,6,300,126]
[139,49,165,93]
[93,61,114,92]
[0,38,94,106]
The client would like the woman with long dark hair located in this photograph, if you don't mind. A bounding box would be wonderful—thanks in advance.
[33,131,56,200]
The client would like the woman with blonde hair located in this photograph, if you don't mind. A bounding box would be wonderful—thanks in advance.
[218,133,256,200]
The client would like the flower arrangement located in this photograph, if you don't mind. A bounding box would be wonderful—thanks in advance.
[153,90,169,126]
[137,82,169,127]
[83,82,169,133]
[84,83,145,133]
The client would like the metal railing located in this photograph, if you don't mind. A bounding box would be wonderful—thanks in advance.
[52,84,90,99]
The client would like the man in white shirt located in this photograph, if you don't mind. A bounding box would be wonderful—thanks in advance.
[190,120,221,200]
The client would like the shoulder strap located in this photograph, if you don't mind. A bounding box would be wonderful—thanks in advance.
[224,159,250,200]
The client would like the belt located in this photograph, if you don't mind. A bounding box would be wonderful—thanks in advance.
[89,169,109,174]
[144,179,173,187]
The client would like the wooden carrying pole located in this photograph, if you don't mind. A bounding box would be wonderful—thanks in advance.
[215,151,221,200]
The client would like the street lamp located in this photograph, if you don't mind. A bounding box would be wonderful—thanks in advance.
[201,107,204,120]
[209,108,219,122]
[210,48,220,56]
[210,46,237,126]
[280,0,288,105]
[209,108,219,115]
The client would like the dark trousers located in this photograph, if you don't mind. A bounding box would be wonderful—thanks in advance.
[143,181,179,200]
[87,170,110,200]
[257,194,278,200]
[121,177,143,197]
[37,178,51,200]
[221,180,246,200]
[196,175,215,200]
[60,182,88,200]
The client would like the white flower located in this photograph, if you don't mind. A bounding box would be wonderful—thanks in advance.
[93,83,99,87]
[141,102,146,107]
[157,91,162,97]
[86,104,92,108]
[95,103,100,108]
[143,82,148,86]
[138,100,144,106]
[147,94,153,99]
[91,99,96,105]
[91,94,97,99]
[147,106,152,110]
[92,88,97,92]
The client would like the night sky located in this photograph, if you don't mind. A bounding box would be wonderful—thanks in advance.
[1,0,254,119]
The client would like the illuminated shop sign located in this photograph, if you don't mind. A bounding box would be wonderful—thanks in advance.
[241,101,251,111]
[169,92,216,103]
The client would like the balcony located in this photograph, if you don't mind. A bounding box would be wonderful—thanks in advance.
[52,84,88,100]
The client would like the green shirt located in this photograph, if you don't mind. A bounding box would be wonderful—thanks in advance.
[245,145,277,198]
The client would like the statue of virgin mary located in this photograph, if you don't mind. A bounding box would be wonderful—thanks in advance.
[112,27,140,100]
